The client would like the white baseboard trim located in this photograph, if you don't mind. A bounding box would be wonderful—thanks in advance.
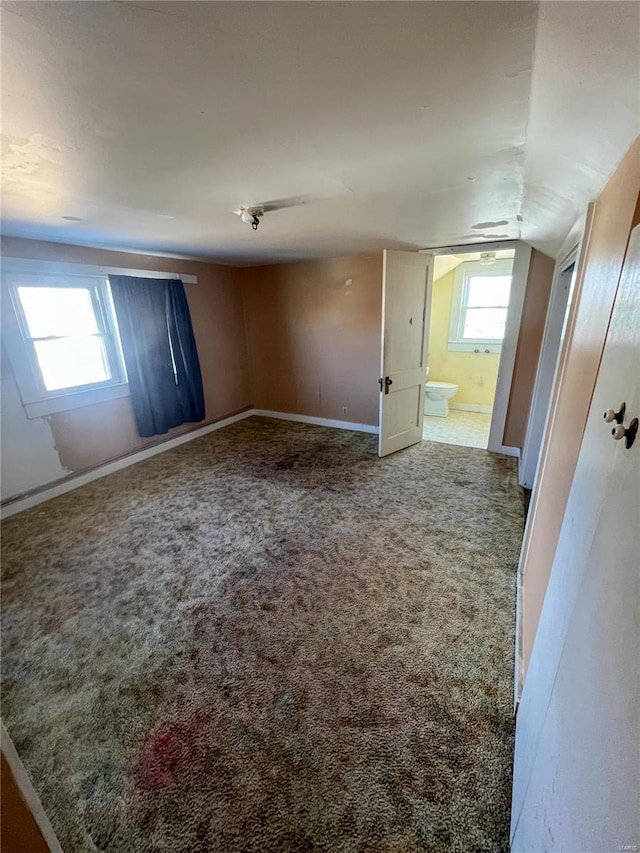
[449,403,493,414]
[1,409,254,519]
[1,408,381,518]
[490,444,520,459]
[252,409,379,435]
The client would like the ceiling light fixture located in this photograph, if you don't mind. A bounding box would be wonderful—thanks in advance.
[232,197,313,232]
[233,206,264,231]
[479,251,497,266]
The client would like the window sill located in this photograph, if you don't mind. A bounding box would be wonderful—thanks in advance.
[447,341,503,353]
[23,383,130,419]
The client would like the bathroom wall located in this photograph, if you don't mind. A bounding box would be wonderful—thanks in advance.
[427,269,500,409]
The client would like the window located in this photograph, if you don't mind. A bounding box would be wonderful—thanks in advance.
[448,259,513,353]
[3,267,128,417]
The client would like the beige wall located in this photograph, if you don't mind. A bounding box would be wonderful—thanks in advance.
[1,238,251,496]
[1,233,565,504]
[520,137,640,676]
[428,269,501,408]
[240,255,383,426]
[503,248,555,450]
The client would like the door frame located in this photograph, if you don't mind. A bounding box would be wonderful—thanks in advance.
[420,239,531,457]
[519,242,581,489]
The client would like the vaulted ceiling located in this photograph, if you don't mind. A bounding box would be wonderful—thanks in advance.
[1,1,638,265]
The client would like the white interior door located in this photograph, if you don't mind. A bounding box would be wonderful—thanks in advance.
[511,225,640,850]
[378,250,433,457]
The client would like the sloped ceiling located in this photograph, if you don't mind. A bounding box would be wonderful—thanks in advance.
[1,1,638,265]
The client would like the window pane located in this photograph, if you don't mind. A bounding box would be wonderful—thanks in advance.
[467,275,511,307]
[18,287,99,338]
[34,337,110,390]
[463,307,507,340]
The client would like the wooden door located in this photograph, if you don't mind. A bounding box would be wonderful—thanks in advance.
[511,225,640,851]
[378,251,433,457]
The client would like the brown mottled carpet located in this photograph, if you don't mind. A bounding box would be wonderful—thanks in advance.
[1,417,523,852]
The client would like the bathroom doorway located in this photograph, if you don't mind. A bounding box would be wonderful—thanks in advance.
[422,248,516,450]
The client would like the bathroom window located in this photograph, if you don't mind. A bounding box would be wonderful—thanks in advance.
[448,259,513,353]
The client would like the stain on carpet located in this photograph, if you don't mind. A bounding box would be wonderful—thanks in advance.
[1,417,523,852]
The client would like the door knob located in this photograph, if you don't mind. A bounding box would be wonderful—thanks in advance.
[611,417,638,449]
[604,402,626,423]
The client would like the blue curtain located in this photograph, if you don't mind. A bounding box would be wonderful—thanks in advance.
[109,276,205,437]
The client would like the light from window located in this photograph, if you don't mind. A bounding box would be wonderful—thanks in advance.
[448,260,513,353]
[17,285,113,391]
[462,274,511,340]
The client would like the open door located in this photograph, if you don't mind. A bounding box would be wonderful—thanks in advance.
[378,250,433,457]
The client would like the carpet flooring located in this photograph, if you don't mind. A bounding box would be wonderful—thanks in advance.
[1,417,524,853]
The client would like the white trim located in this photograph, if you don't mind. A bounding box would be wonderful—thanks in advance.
[446,342,502,353]
[1,408,380,518]
[449,402,493,414]
[253,409,379,434]
[448,258,513,353]
[1,410,254,518]
[421,240,520,255]
[23,382,130,418]
[2,257,198,284]
[519,240,582,489]
[2,270,128,413]
[487,243,532,455]
[493,444,520,459]
[513,206,596,707]
[1,721,64,853]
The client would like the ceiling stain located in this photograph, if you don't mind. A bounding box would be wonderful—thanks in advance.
[472,220,510,230]
[2,134,72,180]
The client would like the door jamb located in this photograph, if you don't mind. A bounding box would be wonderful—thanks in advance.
[420,240,531,457]
[519,242,580,488]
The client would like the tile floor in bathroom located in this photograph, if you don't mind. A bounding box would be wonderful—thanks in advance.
[422,409,492,450]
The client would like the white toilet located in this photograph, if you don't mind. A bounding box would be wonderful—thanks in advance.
[424,380,459,417]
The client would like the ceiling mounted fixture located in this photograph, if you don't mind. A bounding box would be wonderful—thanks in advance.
[232,206,264,231]
[231,195,313,232]
[479,251,497,266]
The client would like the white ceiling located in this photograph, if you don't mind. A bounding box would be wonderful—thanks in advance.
[1,1,638,266]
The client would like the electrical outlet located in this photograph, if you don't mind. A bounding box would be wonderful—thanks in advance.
[342,406,348,416]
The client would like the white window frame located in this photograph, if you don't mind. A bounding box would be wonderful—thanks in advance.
[3,259,198,418]
[2,265,129,418]
[448,258,513,353]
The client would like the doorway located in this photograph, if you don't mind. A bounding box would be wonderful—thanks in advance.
[422,249,516,450]
[519,248,578,487]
